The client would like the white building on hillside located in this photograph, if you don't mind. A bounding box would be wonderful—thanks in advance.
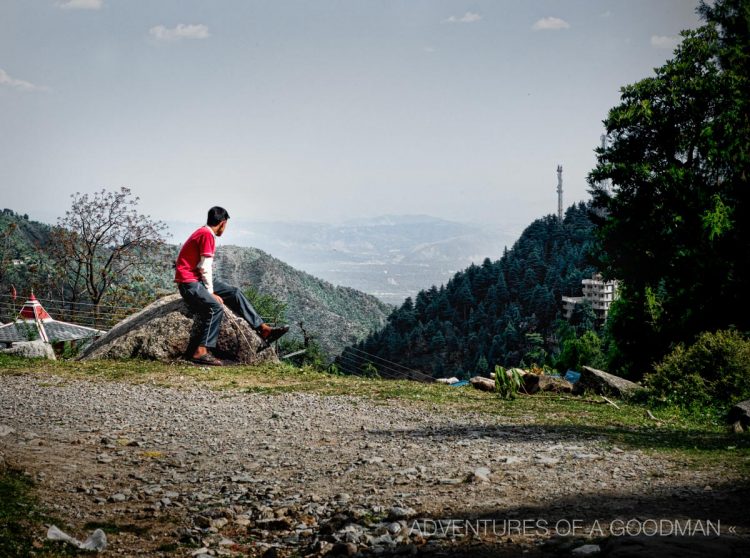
[562,273,619,322]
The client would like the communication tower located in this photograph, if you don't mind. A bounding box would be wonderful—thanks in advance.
[557,165,563,221]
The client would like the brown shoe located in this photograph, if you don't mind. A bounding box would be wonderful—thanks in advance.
[191,353,223,366]
[262,325,290,344]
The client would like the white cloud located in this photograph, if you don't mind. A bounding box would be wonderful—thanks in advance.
[149,24,210,42]
[57,0,103,10]
[651,35,680,50]
[0,69,47,92]
[443,12,482,24]
[423,46,436,54]
[532,17,570,31]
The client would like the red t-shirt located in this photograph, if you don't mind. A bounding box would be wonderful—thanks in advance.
[174,226,215,283]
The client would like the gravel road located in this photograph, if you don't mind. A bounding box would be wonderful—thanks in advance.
[1,374,747,557]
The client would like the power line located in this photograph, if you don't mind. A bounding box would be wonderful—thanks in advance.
[335,353,404,381]
[0,293,139,311]
[341,352,428,382]
[336,351,433,383]
[344,346,434,381]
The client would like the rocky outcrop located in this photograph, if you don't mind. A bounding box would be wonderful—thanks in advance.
[79,294,277,365]
[575,366,644,398]
[1,340,56,360]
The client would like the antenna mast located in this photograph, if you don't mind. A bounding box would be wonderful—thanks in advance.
[557,165,563,221]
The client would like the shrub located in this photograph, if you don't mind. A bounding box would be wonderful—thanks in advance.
[494,365,523,400]
[645,330,750,410]
[555,330,607,372]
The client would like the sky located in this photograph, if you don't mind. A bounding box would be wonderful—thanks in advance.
[1,0,703,231]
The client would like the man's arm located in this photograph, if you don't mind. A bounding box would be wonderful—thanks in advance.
[197,255,215,293]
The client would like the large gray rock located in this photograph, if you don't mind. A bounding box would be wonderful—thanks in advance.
[1,340,56,360]
[79,294,277,365]
[575,366,643,398]
[523,373,573,394]
[728,399,750,429]
[470,376,495,392]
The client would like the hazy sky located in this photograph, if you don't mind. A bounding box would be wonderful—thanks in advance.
[1,0,702,229]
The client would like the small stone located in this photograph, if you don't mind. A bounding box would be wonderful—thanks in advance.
[328,542,357,556]
[388,506,417,520]
[194,516,211,529]
[108,493,127,503]
[571,544,601,556]
[230,475,256,483]
[470,467,491,483]
[211,518,229,530]
[573,453,602,461]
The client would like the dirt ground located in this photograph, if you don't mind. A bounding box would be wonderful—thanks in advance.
[2,373,748,557]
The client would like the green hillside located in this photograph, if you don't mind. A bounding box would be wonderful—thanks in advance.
[214,245,391,357]
[339,202,596,379]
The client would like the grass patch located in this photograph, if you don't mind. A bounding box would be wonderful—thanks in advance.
[0,467,38,557]
[0,466,75,557]
[2,354,749,474]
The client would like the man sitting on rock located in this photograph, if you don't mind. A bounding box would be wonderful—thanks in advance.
[175,206,289,365]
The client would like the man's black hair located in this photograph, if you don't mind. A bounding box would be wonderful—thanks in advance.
[207,206,230,226]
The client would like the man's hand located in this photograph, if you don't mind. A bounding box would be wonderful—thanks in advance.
[213,293,223,305]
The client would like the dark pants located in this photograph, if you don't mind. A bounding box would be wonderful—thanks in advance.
[178,280,264,348]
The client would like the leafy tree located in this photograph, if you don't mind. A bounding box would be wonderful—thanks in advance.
[244,286,288,324]
[556,330,606,373]
[589,0,750,376]
[521,332,547,367]
[50,188,168,318]
[476,354,489,375]
[570,300,597,335]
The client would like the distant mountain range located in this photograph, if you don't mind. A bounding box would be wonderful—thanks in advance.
[168,215,518,305]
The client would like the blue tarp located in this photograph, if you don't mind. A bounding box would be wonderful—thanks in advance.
[449,380,470,387]
[564,370,581,384]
